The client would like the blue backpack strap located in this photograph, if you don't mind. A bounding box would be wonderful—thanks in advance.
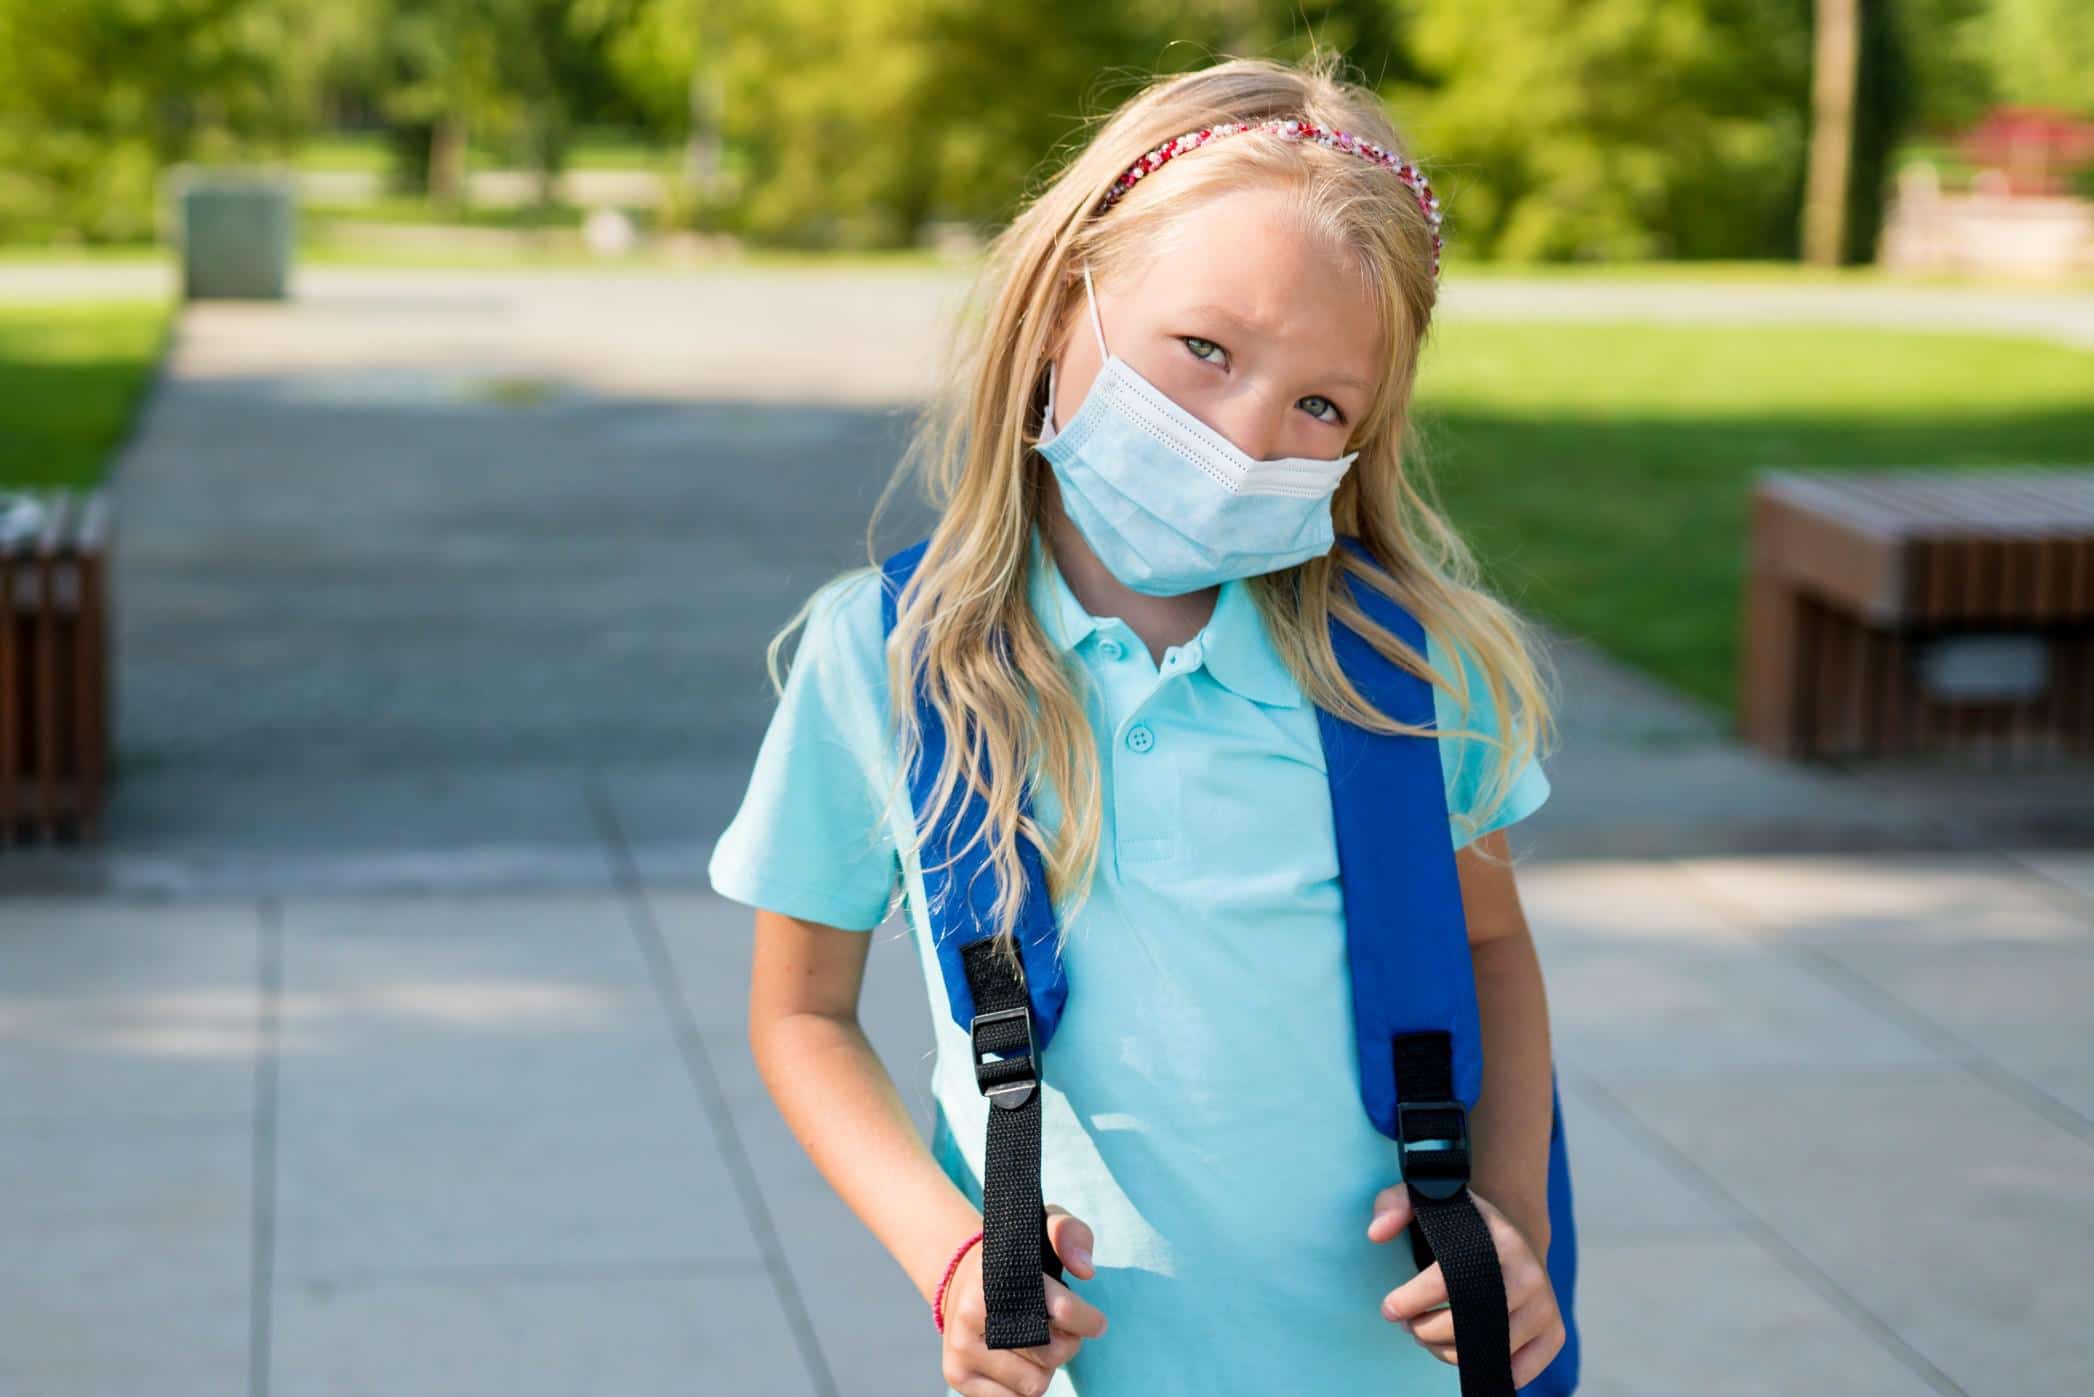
[1317,535,1486,1127]
[879,536,1064,1350]
[1322,534,1579,1396]
[878,537,1070,1050]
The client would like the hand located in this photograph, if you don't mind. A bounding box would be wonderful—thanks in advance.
[1366,1183,1565,1387]
[940,1204,1109,1397]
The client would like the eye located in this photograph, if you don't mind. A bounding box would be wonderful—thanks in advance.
[1181,335,1228,367]
[1299,394,1346,426]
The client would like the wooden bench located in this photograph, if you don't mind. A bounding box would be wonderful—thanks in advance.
[1741,468,2094,760]
[1,487,114,844]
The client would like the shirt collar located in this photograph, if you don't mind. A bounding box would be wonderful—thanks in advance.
[1026,524,1304,708]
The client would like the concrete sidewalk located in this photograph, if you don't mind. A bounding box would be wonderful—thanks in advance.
[3,265,2090,1394]
[7,852,2090,1395]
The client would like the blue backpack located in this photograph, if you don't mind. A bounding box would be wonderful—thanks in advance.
[879,533,1580,1396]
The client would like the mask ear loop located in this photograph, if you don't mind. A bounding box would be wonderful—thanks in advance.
[1080,261,1109,359]
[1043,262,1110,440]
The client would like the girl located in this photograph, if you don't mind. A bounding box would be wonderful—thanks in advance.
[710,53,1570,1397]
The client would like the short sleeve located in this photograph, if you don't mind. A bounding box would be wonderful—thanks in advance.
[706,568,900,931]
[1426,632,1550,851]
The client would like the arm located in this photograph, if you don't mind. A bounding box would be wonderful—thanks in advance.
[746,906,984,1306]
[1457,830,1554,1257]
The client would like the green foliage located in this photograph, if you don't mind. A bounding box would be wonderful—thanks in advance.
[1895,0,1995,133]
[2,0,2075,255]
[1986,0,2094,113]
[585,0,704,137]
[360,0,627,197]
[1387,0,1815,262]
[685,0,1427,246]
[0,0,308,242]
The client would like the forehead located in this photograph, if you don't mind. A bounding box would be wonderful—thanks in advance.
[1116,185,1387,378]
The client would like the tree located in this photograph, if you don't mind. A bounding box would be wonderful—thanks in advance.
[362,0,625,208]
[0,0,308,242]
[1986,0,2094,113]
[1802,0,1858,265]
[1387,0,1816,262]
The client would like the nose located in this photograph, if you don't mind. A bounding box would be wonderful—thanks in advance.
[1209,386,1287,462]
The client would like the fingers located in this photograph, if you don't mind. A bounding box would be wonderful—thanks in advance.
[951,1374,1045,1397]
[1365,1183,1411,1243]
[1399,1249,1550,1348]
[998,1277,1105,1376]
[1044,1204,1096,1279]
[1012,1327,1085,1374]
[948,1322,1081,1397]
[944,1330,1056,1397]
[1510,1306,1569,1389]
[1381,1259,1446,1323]
[963,1349,1057,1397]
[1382,1189,1548,1325]
[1390,1256,1565,1383]
[1373,1183,1568,1380]
[944,1260,1105,1397]
[1400,1295,1566,1378]
[1042,1272,1108,1339]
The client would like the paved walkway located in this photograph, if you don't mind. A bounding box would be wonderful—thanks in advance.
[9,853,2090,1396]
[2,266,2089,1395]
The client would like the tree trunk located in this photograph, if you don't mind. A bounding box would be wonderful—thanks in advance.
[683,66,722,192]
[429,113,467,211]
[1803,0,1858,266]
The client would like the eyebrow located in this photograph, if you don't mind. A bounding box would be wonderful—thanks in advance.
[1181,302,1375,394]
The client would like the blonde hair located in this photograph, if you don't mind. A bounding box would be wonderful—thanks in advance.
[772,52,1553,978]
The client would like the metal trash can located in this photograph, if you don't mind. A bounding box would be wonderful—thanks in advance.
[172,168,296,300]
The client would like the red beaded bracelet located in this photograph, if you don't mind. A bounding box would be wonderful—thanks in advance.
[932,1228,985,1334]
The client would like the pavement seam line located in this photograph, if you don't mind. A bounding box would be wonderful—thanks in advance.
[249,897,283,1397]
[585,765,842,1397]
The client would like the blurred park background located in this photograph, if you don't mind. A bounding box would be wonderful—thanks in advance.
[2,2,2091,1395]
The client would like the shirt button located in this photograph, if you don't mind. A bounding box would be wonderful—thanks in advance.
[1125,723,1156,754]
[1098,636,1125,661]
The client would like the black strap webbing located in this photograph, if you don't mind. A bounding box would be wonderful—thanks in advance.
[963,937,1062,1350]
[1395,1031,1516,1397]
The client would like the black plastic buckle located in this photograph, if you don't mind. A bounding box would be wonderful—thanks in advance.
[970,1005,1038,1110]
[1396,1099,1471,1202]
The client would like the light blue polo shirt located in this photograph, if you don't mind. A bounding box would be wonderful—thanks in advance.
[708,526,1547,1396]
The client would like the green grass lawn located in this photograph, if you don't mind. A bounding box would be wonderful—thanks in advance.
[1414,320,2094,711]
[0,301,174,489]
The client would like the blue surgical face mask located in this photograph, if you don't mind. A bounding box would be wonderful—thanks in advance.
[1034,262,1358,597]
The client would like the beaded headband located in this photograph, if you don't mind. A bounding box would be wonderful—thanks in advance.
[1096,117,1444,278]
